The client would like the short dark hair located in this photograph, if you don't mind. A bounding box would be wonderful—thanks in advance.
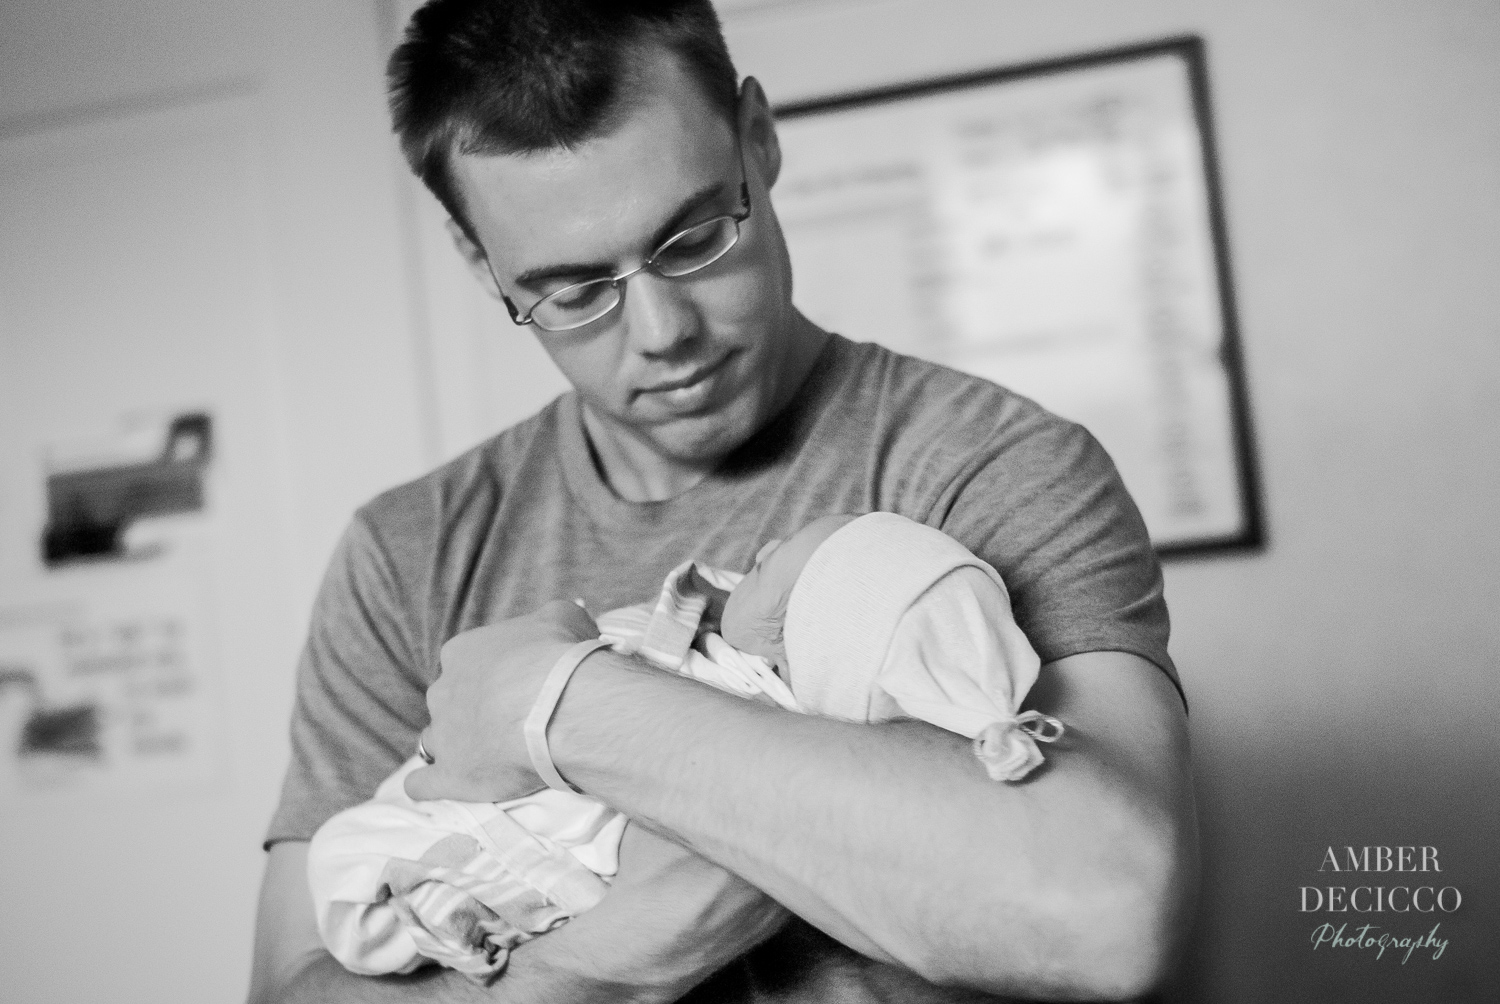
[388,0,739,238]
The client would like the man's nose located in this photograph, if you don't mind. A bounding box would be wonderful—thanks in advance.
[620,272,701,357]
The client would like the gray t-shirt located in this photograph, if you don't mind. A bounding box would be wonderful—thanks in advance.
[267,333,1178,1000]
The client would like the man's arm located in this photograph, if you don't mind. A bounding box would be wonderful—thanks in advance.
[556,648,1196,999]
[247,827,791,1004]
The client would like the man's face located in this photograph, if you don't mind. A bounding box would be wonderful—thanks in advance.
[450,50,805,468]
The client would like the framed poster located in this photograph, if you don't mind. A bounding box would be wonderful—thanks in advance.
[772,36,1263,556]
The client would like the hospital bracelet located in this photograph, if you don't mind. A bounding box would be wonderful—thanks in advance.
[524,638,613,794]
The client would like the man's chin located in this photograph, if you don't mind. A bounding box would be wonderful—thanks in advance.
[643,410,758,467]
[585,390,770,477]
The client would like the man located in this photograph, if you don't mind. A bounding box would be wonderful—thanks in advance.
[248,1,1199,1001]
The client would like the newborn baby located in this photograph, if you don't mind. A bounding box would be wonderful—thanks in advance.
[309,512,1062,983]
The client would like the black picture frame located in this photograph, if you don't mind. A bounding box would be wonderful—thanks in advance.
[772,36,1264,559]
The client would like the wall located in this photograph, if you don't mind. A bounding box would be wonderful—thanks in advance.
[721,1,1498,1000]
[0,2,432,1002]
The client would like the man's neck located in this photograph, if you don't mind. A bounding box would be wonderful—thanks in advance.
[579,408,717,502]
[582,314,830,503]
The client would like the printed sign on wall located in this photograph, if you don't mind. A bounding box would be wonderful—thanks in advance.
[0,557,223,797]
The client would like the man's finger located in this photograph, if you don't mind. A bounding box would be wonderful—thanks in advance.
[405,760,545,803]
[403,762,437,801]
[403,763,479,802]
[540,597,599,636]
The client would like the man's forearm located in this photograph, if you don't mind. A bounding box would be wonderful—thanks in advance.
[273,940,680,1004]
[548,649,1199,999]
[273,954,484,1004]
[253,869,673,1004]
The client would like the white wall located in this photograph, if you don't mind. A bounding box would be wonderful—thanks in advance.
[0,2,432,1002]
[722,1,1498,1000]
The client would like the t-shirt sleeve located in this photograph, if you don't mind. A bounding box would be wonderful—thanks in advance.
[936,411,1184,709]
[264,514,432,848]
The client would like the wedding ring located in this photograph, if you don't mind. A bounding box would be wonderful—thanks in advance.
[416,734,435,765]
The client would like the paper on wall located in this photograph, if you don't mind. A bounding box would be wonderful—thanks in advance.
[0,554,224,798]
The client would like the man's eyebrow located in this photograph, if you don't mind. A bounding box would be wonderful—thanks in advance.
[511,180,730,291]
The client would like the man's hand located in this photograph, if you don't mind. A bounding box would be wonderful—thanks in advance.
[406,600,598,803]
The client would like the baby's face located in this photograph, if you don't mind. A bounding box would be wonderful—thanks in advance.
[721,514,857,680]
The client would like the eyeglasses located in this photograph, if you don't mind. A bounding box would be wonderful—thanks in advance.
[488,142,752,333]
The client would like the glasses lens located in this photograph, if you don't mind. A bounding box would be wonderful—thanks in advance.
[652,217,740,278]
[531,278,621,331]
[524,213,742,331]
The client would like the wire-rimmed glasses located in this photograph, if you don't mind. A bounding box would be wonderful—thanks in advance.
[489,145,752,333]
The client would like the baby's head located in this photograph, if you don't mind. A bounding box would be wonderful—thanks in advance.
[721,513,858,681]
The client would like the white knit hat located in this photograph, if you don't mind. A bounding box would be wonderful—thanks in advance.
[782,511,1060,781]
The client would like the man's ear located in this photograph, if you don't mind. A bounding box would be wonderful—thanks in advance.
[445,217,504,301]
[737,76,782,190]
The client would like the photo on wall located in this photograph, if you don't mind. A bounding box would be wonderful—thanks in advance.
[772,36,1261,557]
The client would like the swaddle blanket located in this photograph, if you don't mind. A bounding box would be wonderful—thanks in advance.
[309,516,1051,982]
[308,760,622,981]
